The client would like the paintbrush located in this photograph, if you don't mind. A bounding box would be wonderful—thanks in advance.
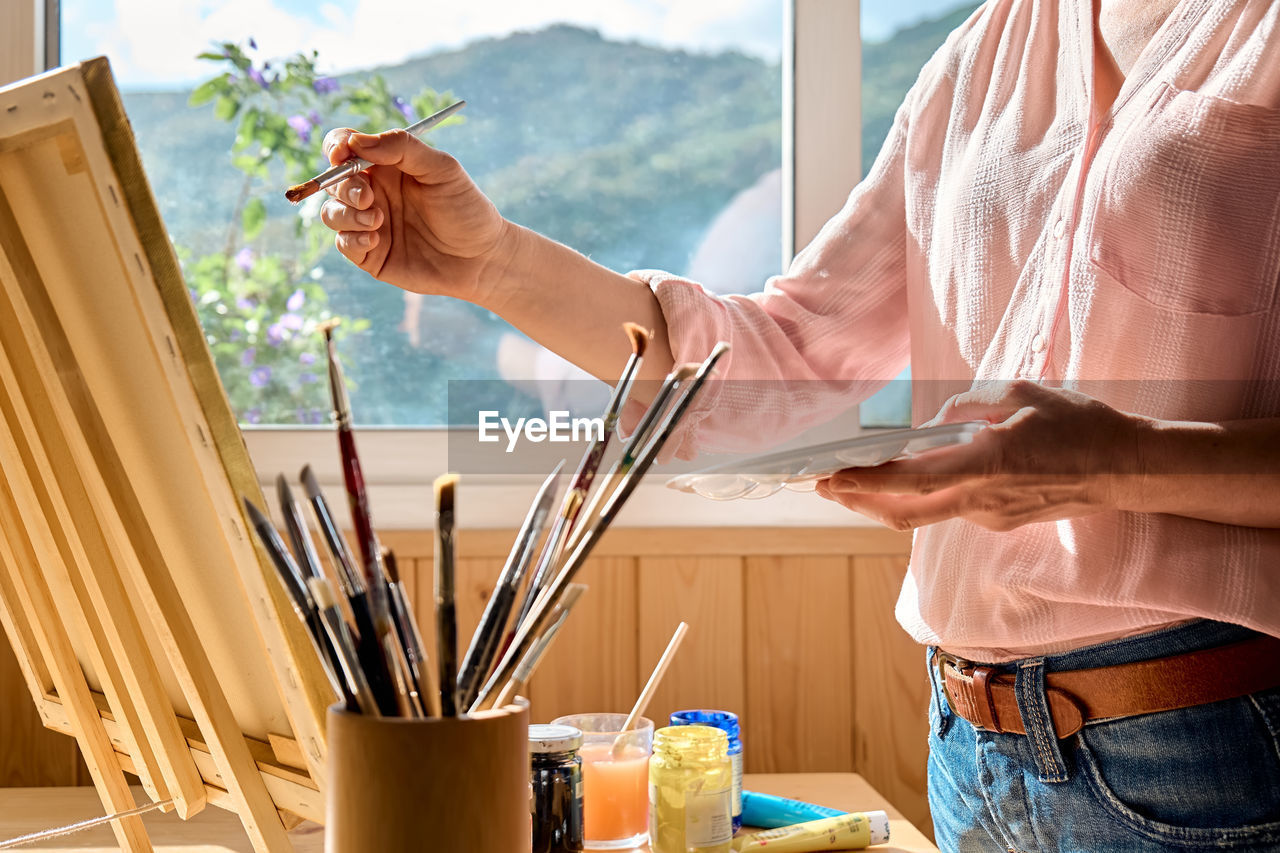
[299,463,363,596]
[434,473,460,716]
[319,321,387,615]
[456,461,564,709]
[309,577,381,716]
[491,583,587,709]
[476,344,728,711]
[512,323,649,629]
[285,100,466,203]
[242,497,348,707]
[277,474,326,581]
[613,622,688,757]
[382,547,440,717]
[559,362,696,568]
[299,464,401,715]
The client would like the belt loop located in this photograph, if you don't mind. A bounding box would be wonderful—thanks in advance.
[1015,659,1070,783]
[927,647,953,738]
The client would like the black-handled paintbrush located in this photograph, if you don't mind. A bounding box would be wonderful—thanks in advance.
[457,461,563,708]
[434,473,459,716]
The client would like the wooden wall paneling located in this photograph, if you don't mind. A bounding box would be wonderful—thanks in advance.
[851,555,931,837]
[524,556,639,723]
[743,556,854,773]
[636,556,745,735]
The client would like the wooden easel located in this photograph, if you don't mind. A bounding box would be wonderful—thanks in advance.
[0,59,333,852]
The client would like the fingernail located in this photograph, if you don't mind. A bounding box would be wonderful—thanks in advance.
[353,133,379,149]
[356,233,372,247]
[350,186,363,205]
[356,208,377,226]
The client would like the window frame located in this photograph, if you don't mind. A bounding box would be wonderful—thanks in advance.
[18,0,873,528]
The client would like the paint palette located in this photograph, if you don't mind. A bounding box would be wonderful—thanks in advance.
[665,421,986,501]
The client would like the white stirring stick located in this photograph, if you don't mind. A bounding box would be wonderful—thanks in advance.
[612,622,689,757]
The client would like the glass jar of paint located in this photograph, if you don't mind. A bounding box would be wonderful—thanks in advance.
[670,709,743,832]
[530,723,585,853]
[648,725,733,853]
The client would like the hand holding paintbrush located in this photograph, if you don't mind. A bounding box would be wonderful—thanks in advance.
[285,100,465,203]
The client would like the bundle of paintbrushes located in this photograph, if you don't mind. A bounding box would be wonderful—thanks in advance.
[243,321,727,718]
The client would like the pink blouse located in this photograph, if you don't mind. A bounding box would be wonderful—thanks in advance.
[637,0,1280,660]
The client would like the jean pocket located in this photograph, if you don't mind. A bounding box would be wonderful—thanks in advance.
[1089,83,1280,317]
[1075,690,1280,848]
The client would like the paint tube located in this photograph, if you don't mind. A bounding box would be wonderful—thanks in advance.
[732,810,891,852]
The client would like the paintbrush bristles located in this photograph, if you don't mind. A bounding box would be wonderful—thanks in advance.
[623,322,650,359]
[285,180,320,204]
[672,363,698,382]
[309,576,337,611]
[434,473,458,514]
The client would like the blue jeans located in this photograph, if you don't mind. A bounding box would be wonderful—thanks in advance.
[927,621,1280,852]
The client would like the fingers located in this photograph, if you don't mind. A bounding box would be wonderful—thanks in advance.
[816,480,965,532]
[321,197,382,232]
[347,128,459,182]
[322,172,373,209]
[825,425,1011,495]
[323,127,356,166]
[333,230,379,266]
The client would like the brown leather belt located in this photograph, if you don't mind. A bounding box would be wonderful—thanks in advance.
[937,634,1280,740]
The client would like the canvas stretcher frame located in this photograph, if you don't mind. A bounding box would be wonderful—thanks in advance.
[0,58,334,852]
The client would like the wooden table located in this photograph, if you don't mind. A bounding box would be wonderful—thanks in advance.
[0,773,937,852]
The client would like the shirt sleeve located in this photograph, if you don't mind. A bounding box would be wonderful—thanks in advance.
[628,94,914,460]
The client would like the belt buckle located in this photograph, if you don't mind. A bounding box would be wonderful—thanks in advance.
[934,650,972,716]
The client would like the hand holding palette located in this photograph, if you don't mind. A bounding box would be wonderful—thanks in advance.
[666,422,985,500]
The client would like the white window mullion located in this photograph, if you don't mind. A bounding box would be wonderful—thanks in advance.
[788,0,862,256]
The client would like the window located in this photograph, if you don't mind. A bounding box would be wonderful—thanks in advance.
[30,0,976,525]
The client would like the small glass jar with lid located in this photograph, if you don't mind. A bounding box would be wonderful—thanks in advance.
[530,723,585,853]
[648,724,733,853]
[670,710,743,832]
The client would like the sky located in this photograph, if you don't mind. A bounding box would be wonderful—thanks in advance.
[61,0,966,90]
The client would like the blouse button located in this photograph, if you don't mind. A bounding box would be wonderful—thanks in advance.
[1053,219,1067,239]
[1031,333,1046,353]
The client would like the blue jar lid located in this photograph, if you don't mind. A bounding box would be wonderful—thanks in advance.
[670,709,741,749]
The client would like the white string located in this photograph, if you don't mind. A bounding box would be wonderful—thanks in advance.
[0,798,173,850]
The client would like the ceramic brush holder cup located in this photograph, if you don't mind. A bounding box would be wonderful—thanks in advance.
[325,701,530,852]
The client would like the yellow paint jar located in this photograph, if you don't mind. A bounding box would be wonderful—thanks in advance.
[648,725,734,853]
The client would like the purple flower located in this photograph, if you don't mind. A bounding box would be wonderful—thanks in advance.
[244,407,263,425]
[287,114,311,144]
[234,247,254,272]
[313,77,340,95]
[248,67,268,89]
[235,295,257,311]
[249,366,272,387]
[280,312,304,331]
[310,408,328,424]
[240,347,256,367]
[248,37,258,50]
[392,96,415,122]
[229,328,243,342]
[308,109,322,127]
[299,352,316,365]
[286,289,305,311]
[299,371,318,384]
[267,323,286,346]
[188,287,198,303]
